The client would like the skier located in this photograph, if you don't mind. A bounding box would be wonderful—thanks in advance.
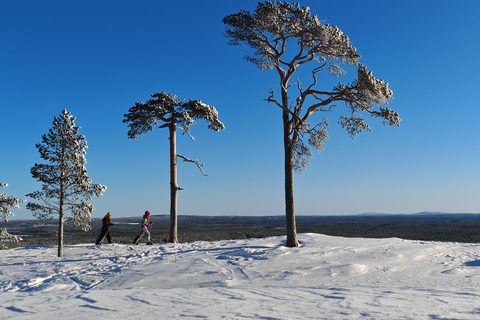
[133,210,154,245]
[95,212,114,245]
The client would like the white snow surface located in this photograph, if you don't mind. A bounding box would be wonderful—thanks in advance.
[1,233,480,319]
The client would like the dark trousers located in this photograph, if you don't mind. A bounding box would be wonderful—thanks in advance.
[95,228,111,245]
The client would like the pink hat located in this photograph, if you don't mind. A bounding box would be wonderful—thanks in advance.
[145,211,150,216]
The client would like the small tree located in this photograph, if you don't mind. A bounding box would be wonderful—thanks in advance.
[0,182,25,247]
[123,92,224,243]
[26,109,107,257]
[223,1,401,247]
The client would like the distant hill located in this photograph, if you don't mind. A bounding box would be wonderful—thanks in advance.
[358,212,479,217]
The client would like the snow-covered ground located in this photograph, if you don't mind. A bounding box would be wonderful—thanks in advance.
[1,233,480,319]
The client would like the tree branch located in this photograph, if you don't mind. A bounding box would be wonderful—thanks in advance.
[265,90,304,127]
[177,124,195,140]
[264,89,283,109]
[176,154,209,177]
[304,64,326,95]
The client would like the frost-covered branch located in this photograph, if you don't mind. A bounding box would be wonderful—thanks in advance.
[177,154,209,177]
[0,182,24,248]
[293,118,329,172]
[1,183,25,222]
[178,124,195,140]
[1,228,22,243]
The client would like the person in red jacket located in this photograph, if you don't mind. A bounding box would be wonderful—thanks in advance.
[133,210,153,245]
[95,212,114,245]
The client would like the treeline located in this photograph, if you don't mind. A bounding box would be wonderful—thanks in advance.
[2,214,480,249]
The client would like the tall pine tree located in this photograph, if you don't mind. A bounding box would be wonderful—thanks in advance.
[123,92,224,243]
[224,1,400,247]
[27,109,106,257]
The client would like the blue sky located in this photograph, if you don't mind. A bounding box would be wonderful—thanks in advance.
[1,0,479,220]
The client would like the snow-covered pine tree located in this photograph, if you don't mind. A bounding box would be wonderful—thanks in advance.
[0,183,25,248]
[26,109,107,257]
[223,1,401,247]
[123,92,224,243]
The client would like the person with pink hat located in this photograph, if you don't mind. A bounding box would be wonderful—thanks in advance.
[133,210,154,245]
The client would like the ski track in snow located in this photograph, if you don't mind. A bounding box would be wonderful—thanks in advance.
[1,234,480,319]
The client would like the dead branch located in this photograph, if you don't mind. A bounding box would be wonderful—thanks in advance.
[176,154,209,177]
[265,90,305,127]
[265,89,283,109]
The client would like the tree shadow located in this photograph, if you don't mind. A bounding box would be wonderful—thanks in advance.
[5,306,31,313]
[463,260,480,267]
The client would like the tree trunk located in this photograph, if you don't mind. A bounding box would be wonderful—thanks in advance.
[169,121,179,243]
[58,202,64,257]
[283,107,299,248]
[58,155,65,258]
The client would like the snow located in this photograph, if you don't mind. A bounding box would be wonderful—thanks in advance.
[1,233,480,319]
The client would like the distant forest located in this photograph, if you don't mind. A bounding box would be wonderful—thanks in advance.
[2,213,480,249]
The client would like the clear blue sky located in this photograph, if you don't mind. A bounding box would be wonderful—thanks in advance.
[1,0,479,220]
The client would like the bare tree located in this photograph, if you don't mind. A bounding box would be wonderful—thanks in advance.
[123,92,224,243]
[27,110,107,257]
[223,1,400,247]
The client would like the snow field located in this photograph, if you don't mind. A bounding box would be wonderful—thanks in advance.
[1,233,480,319]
